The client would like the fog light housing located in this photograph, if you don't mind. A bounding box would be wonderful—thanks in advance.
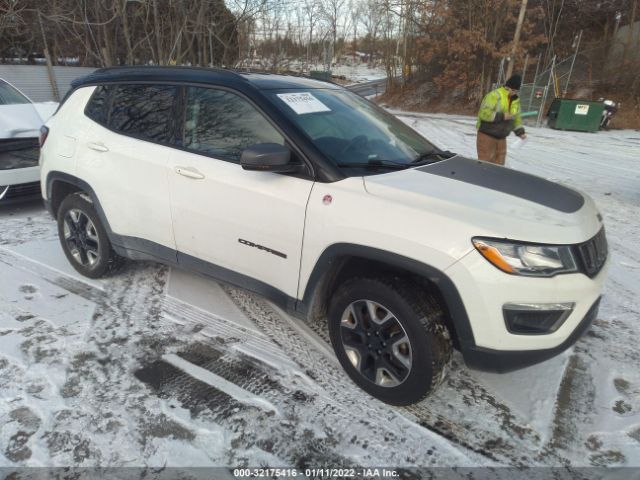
[503,303,574,335]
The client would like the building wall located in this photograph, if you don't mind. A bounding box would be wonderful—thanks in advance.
[0,65,96,102]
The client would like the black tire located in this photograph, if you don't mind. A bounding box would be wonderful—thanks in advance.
[328,276,452,405]
[57,193,122,279]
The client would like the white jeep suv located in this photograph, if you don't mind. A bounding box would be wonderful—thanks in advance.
[40,67,608,405]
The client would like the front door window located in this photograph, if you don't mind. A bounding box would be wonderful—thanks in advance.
[181,87,284,163]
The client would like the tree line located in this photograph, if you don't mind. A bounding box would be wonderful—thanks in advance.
[1,0,240,67]
[1,0,638,100]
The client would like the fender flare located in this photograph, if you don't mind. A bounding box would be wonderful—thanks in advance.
[298,243,476,349]
[46,171,114,233]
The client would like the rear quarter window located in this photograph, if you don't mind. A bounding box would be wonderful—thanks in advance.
[84,85,112,126]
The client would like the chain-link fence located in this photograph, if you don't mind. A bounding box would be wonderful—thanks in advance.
[519,83,549,127]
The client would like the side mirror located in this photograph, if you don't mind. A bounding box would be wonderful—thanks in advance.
[240,143,301,173]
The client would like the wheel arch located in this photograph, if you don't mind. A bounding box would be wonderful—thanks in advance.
[298,243,476,350]
[46,171,115,237]
[48,178,82,219]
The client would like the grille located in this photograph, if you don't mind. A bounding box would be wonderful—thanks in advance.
[0,138,40,170]
[576,228,608,277]
[3,181,41,200]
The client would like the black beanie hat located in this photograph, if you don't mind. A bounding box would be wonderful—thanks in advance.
[505,74,522,90]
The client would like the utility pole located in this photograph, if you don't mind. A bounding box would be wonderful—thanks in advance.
[506,0,528,79]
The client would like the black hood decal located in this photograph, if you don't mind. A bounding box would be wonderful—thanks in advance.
[416,156,585,213]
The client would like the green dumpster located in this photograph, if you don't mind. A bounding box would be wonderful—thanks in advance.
[547,98,604,132]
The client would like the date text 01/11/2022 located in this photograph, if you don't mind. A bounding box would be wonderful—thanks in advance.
[232,468,399,477]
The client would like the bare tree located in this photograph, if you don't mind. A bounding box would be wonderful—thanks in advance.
[320,0,348,62]
[303,0,321,68]
[0,0,240,67]
[360,0,383,62]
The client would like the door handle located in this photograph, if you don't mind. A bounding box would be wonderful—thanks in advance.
[174,166,205,180]
[87,141,109,152]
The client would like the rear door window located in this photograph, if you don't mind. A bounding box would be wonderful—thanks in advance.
[180,87,284,162]
[109,84,177,143]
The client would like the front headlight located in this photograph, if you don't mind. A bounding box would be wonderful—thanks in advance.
[472,237,578,277]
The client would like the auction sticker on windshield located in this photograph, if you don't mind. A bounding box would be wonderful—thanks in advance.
[277,92,330,114]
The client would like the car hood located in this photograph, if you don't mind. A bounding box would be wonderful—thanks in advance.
[363,155,603,245]
[0,104,45,139]
[32,102,59,123]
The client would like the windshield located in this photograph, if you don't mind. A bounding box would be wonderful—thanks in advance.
[267,89,440,172]
[0,81,31,105]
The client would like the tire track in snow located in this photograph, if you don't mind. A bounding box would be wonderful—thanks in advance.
[286,290,560,466]
[221,284,491,466]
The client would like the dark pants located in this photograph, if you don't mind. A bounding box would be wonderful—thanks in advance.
[477,131,507,166]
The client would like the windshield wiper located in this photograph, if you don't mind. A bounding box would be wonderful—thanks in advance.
[411,150,456,165]
[336,160,409,170]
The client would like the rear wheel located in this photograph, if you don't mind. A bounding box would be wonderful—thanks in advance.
[328,276,451,405]
[57,193,122,278]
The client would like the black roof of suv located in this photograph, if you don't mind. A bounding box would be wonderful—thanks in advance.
[72,66,341,92]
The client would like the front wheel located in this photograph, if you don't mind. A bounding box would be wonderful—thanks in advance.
[57,193,122,279]
[328,277,452,405]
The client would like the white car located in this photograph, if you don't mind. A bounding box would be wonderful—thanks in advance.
[0,78,57,202]
[40,67,608,405]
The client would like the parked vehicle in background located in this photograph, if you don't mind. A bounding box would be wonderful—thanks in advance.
[41,67,608,405]
[0,78,57,203]
[599,98,619,130]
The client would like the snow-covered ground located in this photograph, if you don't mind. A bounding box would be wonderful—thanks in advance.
[331,64,386,83]
[305,62,387,83]
[0,112,639,471]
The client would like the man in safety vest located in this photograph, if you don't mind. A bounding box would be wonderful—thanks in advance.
[476,74,527,166]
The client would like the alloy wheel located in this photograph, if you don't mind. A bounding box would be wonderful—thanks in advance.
[340,299,413,387]
[63,209,100,267]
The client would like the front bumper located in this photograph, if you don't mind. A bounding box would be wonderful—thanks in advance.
[0,165,40,186]
[0,181,41,204]
[461,297,600,372]
[1,138,39,180]
[0,144,40,204]
[444,240,608,372]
